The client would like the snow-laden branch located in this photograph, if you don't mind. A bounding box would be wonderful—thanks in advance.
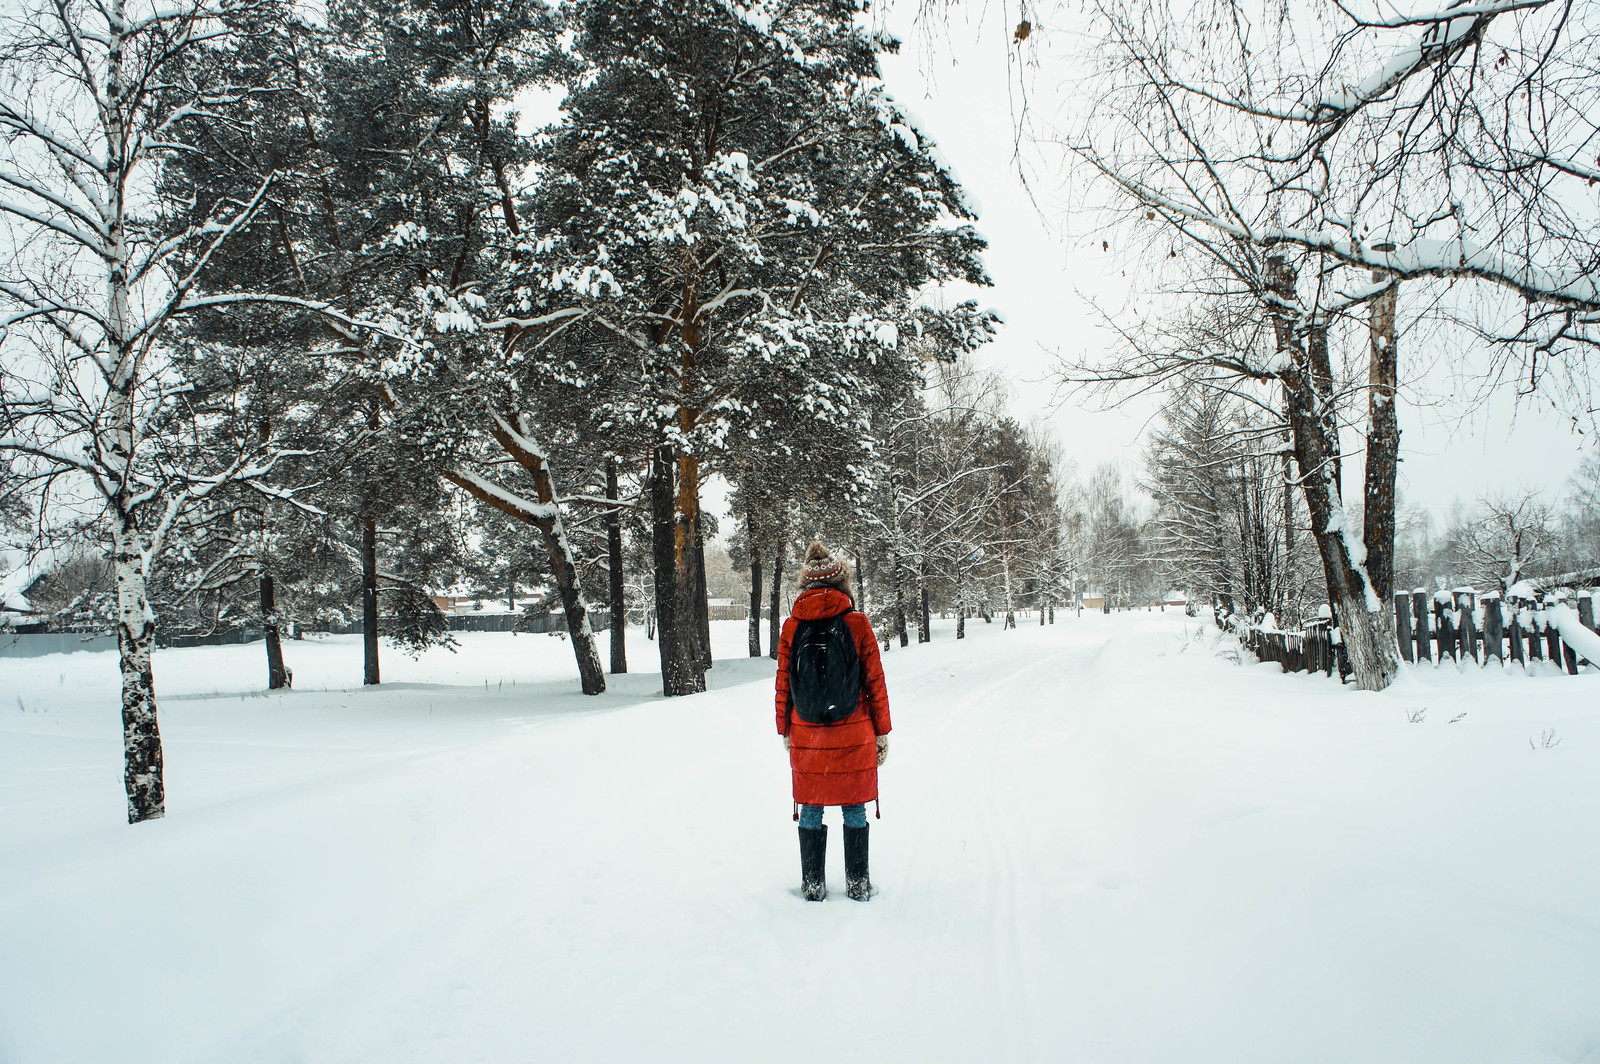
[1332,0,1548,31]
[136,174,278,342]
[477,308,587,332]
[1315,0,1545,116]
[0,167,107,232]
[0,435,102,475]
[1089,157,1600,310]
[443,467,558,525]
[0,195,112,256]
[897,463,1008,511]
[489,412,550,466]
[244,479,327,517]
[172,293,419,347]
[0,104,106,174]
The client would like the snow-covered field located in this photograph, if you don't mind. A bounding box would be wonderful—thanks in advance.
[3,613,1597,1063]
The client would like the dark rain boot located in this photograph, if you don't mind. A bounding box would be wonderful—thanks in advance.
[799,825,828,901]
[844,824,872,901]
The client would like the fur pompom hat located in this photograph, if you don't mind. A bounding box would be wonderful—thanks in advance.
[797,540,853,597]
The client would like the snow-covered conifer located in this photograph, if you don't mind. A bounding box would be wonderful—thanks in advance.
[502,0,992,692]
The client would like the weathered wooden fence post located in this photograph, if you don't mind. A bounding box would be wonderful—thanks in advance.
[1482,594,1504,665]
[1394,592,1414,663]
[1577,595,1596,668]
[1508,605,1526,666]
[1434,593,1456,665]
[1458,591,1479,665]
[1557,599,1580,674]
[1411,589,1431,663]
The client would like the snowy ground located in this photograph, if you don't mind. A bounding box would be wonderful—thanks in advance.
[3,613,1598,1063]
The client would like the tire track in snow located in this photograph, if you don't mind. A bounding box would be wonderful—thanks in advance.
[971,629,1117,1061]
[886,624,1111,1060]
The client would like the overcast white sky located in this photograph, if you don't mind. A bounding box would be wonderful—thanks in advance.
[870,1,1595,521]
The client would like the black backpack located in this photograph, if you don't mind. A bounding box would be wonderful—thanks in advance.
[788,612,863,725]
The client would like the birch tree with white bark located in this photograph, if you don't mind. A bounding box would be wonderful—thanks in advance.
[0,0,301,822]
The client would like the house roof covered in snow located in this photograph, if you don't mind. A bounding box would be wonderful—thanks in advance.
[1,549,39,614]
[1531,567,1600,590]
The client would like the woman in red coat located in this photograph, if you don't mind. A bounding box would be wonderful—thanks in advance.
[776,542,891,901]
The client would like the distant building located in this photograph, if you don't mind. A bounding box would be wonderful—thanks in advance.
[1,550,42,628]
[431,591,551,616]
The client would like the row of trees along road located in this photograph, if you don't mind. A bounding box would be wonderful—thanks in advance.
[0,0,1036,823]
[1061,0,1600,691]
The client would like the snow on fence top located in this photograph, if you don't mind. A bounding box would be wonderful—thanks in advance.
[1393,585,1600,676]
[1233,584,1600,682]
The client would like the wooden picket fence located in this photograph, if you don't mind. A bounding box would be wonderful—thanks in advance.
[1240,621,1344,679]
[1238,586,1600,681]
[1394,588,1599,674]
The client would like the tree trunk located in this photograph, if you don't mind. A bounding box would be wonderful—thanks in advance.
[957,604,966,639]
[1269,256,1399,691]
[918,579,931,643]
[113,519,165,823]
[893,562,909,647]
[1002,556,1016,629]
[1281,380,1295,622]
[362,511,379,686]
[100,7,164,824]
[769,539,783,660]
[460,420,608,693]
[496,423,605,692]
[694,522,712,668]
[652,445,704,694]
[538,517,606,695]
[674,451,709,686]
[748,552,763,657]
[261,574,290,690]
[521,461,605,696]
[1364,269,1401,602]
[606,456,627,674]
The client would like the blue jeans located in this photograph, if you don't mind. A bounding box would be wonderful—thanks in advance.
[800,803,867,829]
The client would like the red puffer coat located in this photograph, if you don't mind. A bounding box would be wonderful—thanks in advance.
[775,587,892,806]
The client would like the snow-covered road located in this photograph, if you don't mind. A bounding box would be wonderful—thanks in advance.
[3,613,1597,1063]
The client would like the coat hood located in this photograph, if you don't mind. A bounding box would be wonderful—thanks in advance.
[791,586,853,621]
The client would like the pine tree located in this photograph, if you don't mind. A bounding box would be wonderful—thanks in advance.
[167,0,574,685]
[502,0,990,691]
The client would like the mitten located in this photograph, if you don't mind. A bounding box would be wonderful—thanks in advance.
[783,735,791,751]
[876,734,888,766]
